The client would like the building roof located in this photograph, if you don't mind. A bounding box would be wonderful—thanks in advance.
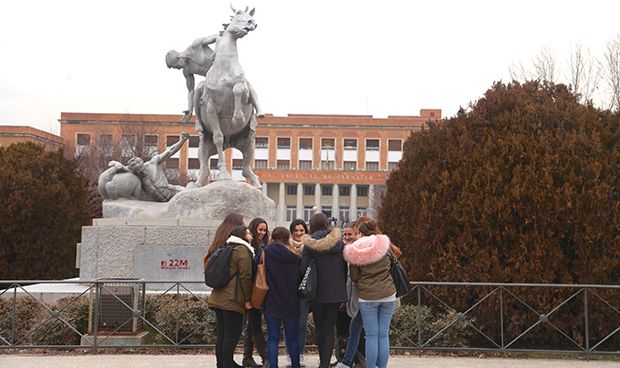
[59,110,440,129]
[0,125,64,149]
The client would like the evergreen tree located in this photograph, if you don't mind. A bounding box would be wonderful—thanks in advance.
[380,81,620,285]
[0,143,92,280]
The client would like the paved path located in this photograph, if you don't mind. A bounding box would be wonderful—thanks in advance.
[0,354,618,368]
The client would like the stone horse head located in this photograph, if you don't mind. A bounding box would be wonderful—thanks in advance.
[224,5,257,39]
[193,6,262,188]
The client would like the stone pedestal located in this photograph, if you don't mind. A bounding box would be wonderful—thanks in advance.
[78,218,216,291]
[79,180,277,291]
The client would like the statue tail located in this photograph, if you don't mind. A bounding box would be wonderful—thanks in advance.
[165,50,182,69]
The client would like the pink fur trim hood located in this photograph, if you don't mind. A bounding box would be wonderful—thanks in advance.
[343,234,391,266]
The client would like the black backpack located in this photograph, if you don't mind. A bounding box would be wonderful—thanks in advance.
[204,244,235,288]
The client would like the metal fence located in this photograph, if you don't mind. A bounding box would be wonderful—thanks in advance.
[0,280,618,356]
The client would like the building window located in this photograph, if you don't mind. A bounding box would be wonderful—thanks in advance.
[339,185,351,197]
[98,134,113,167]
[121,134,136,158]
[144,134,158,158]
[165,157,180,181]
[343,161,356,171]
[303,184,315,196]
[144,134,158,146]
[343,138,357,150]
[365,162,380,171]
[322,206,332,218]
[188,158,200,170]
[339,208,350,223]
[321,138,335,149]
[76,133,91,156]
[388,139,402,151]
[366,139,380,151]
[357,208,367,218]
[189,135,200,148]
[388,162,399,171]
[286,184,297,195]
[166,135,179,147]
[321,161,335,170]
[299,160,312,170]
[99,133,113,146]
[304,206,313,222]
[321,185,333,196]
[232,159,243,170]
[187,158,200,180]
[299,138,313,150]
[254,159,268,169]
[277,137,291,149]
[210,158,219,169]
[166,157,179,169]
[256,137,269,149]
[358,185,369,197]
[77,133,91,146]
[277,160,290,170]
[286,207,297,222]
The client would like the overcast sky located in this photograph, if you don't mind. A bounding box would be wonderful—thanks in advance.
[1,0,618,134]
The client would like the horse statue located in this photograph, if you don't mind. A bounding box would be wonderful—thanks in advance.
[192,5,262,188]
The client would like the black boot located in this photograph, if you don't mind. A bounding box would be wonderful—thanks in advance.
[253,333,269,368]
[242,333,260,368]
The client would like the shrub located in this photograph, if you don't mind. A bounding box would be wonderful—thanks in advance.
[148,295,216,344]
[390,304,471,347]
[31,296,89,345]
[0,297,45,344]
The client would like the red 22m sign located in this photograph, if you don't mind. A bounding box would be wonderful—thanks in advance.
[161,259,189,270]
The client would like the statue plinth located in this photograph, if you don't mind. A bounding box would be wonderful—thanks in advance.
[80,181,276,290]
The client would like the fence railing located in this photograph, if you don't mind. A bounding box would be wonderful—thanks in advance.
[0,280,618,356]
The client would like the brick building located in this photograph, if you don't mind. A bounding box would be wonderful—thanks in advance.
[0,125,64,151]
[59,110,440,223]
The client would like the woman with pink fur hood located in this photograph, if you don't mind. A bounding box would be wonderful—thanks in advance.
[343,219,396,368]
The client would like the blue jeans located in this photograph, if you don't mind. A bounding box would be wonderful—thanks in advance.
[265,314,300,368]
[341,313,363,366]
[287,299,310,357]
[358,301,396,368]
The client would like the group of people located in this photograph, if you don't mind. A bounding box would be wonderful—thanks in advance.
[206,212,400,368]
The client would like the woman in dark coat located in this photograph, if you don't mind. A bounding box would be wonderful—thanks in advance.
[262,227,302,368]
[243,218,270,368]
[299,213,347,368]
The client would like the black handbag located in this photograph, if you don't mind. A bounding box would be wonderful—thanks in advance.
[388,250,412,298]
[298,256,317,301]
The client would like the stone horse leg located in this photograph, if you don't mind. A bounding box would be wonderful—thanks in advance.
[232,82,249,125]
[204,96,232,181]
[236,115,262,188]
[196,131,217,187]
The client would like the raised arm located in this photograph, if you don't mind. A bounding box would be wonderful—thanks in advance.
[200,34,219,47]
[155,131,190,164]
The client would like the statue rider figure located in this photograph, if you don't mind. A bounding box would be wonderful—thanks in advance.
[166,35,264,124]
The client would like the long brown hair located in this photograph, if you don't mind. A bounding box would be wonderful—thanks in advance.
[309,212,329,234]
[357,219,378,236]
[208,213,244,255]
[248,217,270,249]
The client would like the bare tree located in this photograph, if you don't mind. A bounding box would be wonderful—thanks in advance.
[509,59,534,81]
[532,47,557,83]
[509,47,557,83]
[602,34,620,111]
[119,124,160,164]
[567,42,601,103]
